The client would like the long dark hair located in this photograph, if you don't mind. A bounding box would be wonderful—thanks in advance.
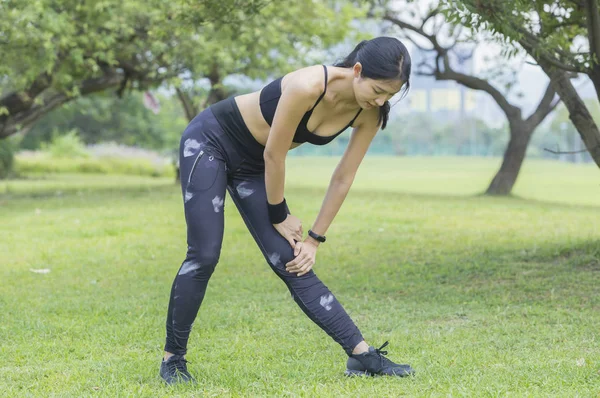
[334,37,411,129]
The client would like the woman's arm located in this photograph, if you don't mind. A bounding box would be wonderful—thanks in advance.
[264,77,321,206]
[263,70,323,247]
[285,110,380,276]
[309,110,381,242]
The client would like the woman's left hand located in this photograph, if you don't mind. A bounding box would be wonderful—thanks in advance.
[285,239,318,276]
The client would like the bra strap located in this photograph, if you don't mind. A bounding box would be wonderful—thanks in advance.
[309,65,328,111]
[349,108,363,126]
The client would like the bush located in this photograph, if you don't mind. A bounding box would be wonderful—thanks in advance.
[41,129,89,158]
[0,138,15,179]
[14,154,174,178]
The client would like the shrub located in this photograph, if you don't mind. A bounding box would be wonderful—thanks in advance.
[14,153,174,178]
[41,129,89,158]
[0,138,15,179]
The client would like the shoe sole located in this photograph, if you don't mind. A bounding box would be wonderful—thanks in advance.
[344,369,414,377]
[344,369,374,377]
[161,376,197,385]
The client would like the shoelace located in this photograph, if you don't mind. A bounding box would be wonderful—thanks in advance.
[375,341,389,356]
[374,341,392,369]
[168,356,190,375]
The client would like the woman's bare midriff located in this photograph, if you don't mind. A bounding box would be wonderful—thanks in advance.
[234,92,303,150]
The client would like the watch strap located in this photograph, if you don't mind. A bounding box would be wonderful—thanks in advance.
[308,229,326,243]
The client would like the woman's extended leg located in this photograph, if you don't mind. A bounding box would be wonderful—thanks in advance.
[164,143,228,358]
[227,172,365,356]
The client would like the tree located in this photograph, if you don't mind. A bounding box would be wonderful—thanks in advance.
[373,1,560,195]
[0,0,269,138]
[20,91,189,150]
[445,0,600,168]
[173,1,360,120]
[1,0,357,138]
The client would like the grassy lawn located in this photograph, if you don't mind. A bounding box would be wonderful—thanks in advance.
[1,157,599,397]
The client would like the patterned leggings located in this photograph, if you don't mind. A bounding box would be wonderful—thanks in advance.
[163,107,364,356]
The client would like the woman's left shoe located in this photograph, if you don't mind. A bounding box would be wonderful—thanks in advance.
[160,355,196,385]
[344,341,415,377]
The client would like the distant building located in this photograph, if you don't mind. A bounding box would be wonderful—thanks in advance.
[393,47,505,127]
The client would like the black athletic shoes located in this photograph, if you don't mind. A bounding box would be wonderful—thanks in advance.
[160,343,412,384]
[160,354,196,385]
[345,341,415,377]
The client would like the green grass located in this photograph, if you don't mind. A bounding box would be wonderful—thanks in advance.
[1,156,599,397]
[14,154,175,178]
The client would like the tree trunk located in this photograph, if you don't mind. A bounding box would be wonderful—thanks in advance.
[0,72,124,139]
[175,88,198,122]
[588,66,600,109]
[540,64,600,168]
[175,64,228,124]
[204,64,228,108]
[486,122,534,195]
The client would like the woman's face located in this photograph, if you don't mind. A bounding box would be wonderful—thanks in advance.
[352,63,404,110]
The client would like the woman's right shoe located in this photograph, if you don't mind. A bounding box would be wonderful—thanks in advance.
[345,341,415,377]
[160,354,196,385]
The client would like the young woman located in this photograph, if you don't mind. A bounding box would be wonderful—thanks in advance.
[160,37,413,384]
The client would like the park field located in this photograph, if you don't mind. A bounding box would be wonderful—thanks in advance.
[0,156,599,397]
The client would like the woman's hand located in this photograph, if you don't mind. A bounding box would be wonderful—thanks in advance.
[273,214,303,248]
[286,239,318,277]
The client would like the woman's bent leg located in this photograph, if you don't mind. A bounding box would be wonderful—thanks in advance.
[227,173,364,356]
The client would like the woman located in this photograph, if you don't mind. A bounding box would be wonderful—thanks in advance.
[160,37,413,384]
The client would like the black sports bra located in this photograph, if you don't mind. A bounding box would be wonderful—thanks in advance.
[259,65,362,146]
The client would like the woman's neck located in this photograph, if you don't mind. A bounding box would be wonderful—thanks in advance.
[326,67,358,110]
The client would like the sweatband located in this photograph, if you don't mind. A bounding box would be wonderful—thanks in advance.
[267,198,288,224]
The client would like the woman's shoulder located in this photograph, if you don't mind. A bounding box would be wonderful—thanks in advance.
[280,65,327,98]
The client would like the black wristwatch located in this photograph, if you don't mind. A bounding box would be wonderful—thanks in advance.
[308,229,326,243]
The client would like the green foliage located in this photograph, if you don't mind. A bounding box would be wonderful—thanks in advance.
[20,92,188,150]
[0,0,360,99]
[0,138,15,179]
[0,0,268,92]
[1,0,362,138]
[40,129,89,158]
[174,0,363,111]
[443,0,591,70]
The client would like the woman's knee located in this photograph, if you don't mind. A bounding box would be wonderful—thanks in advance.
[265,247,294,271]
[178,250,220,277]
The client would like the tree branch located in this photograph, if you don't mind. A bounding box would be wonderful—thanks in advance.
[421,7,440,28]
[525,80,560,126]
[512,23,589,73]
[384,13,445,54]
[543,146,597,155]
[0,72,53,117]
[0,72,125,138]
[385,10,520,119]
[585,0,600,67]
[175,88,198,122]
[434,67,521,119]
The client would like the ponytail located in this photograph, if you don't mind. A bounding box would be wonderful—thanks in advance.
[333,40,368,68]
[334,37,412,130]
[380,101,390,129]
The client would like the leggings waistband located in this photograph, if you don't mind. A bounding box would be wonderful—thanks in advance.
[210,97,266,165]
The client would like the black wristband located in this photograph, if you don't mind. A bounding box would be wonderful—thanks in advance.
[308,229,326,243]
[268,198,288,224]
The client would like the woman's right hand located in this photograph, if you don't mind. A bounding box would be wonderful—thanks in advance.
[273,214,303,248]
